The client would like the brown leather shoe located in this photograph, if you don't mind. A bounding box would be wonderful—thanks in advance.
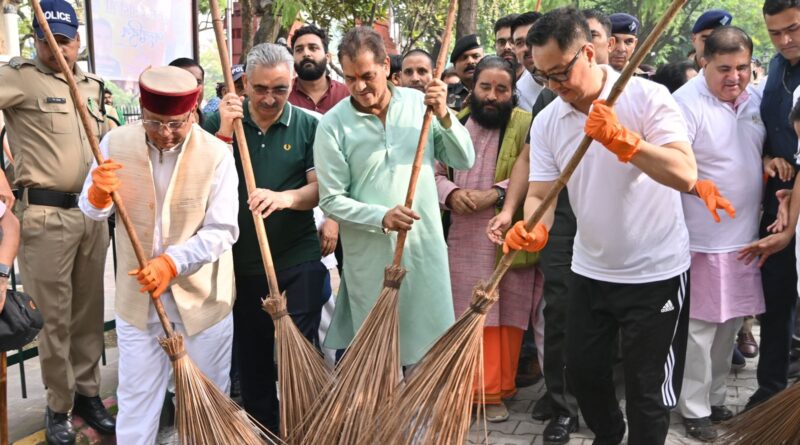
[737,331,759,358]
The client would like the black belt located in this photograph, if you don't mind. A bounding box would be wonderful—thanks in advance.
[24,188,80,209]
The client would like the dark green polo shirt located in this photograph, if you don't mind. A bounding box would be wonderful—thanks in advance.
[203,100,321,275]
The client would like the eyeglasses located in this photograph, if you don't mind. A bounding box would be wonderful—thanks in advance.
[142,117,190,132]
[531,46,584,85]
[250,85,289,97]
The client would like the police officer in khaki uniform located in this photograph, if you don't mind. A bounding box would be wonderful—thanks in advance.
[0,1,115,443]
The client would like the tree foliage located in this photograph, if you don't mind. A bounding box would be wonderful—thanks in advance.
[267,0,773,67]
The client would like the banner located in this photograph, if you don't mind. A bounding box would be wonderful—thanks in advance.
[91,0,194,82]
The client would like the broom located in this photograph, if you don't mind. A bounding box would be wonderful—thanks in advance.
[297,1,459,443]
[1,351,6,445]
[29,1,278,443]
[207,0,332,440]
[719,384,800,442]
[367,0,689,442]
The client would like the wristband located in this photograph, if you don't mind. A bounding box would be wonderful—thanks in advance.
[215,133,234,143]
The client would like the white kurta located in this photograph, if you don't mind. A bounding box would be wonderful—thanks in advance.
[529,66,691,284]
[78,128,240,445]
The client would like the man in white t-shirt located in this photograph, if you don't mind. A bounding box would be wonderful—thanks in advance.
[672,26,764,442]
[502,8,730,444]
[511,12,544,111]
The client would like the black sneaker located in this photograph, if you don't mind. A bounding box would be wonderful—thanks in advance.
[684,416,717,442]
[710,405,733,423]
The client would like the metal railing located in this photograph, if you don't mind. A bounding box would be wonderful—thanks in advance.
[7,222,119,399]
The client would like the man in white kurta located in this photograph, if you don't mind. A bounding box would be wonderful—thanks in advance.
[673,27,765,442]
[78,66,239,445]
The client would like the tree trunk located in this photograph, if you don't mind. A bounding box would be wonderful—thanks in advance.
[455,0,477,40]
[240,0,254,64]
[254,11,281,45]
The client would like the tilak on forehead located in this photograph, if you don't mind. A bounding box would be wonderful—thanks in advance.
[139,66,202,116]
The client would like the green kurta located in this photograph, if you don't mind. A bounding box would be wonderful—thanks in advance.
[315,85,475,365]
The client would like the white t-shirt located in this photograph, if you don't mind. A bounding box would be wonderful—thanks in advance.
[516,70,544,112]
[674,74,765,252]
[529,66,691,284]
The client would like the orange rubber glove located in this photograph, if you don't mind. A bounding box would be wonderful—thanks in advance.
[694,179,736,223]
[584,99,642,163]
[127,254,178,298]
[503,221,549,254]
[88,160,122,208]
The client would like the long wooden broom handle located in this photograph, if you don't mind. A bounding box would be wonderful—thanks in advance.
[392,0,458,267]
[30,0,177,337]
[534,0,542,12]
[485,0,689,295]
[209,0,281,298]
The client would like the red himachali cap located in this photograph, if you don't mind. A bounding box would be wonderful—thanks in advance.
[139,66,202,116]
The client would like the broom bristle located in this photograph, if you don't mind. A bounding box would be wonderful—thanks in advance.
[159,334,281,445]
[294,265,406,444]
[719,382,800,444]
[262,291,332,440]
[365,282,497,445]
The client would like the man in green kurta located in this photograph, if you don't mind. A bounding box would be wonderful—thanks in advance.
[314,27,475,365]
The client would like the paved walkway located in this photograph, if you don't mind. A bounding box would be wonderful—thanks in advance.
[6,248,762,443]
[8,332,761,444]
[466,350,759,444]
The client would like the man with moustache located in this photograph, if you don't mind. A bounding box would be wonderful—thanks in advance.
[495,14,522,78]
[288,24,350,114]
[448,34,484,110]
[511,12,543,111]
[79,65,239,445]
[204,43,327,431]
[288,23,345,280]
[608,13,640,72]
[315,26,474,366]
[0,1,116,442]
[399,49,434,93]
[673,27,762,442]
[436,55,540,423]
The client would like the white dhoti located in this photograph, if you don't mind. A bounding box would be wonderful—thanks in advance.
[115,309,233,445]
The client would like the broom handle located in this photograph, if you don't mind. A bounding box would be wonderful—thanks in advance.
[485,0,688,295]
[534,0,542,12]
[392,0,458,267]
[209,0,281,298]
[0,351,6,445]
[30,0,176,338]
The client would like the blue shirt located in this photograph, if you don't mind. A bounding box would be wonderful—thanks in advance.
[761,53,800,216]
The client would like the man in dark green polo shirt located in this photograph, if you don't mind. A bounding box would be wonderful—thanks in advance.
[202,42,326,433]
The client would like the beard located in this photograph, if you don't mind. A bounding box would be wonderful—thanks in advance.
[295,57,327,81]
[470,94,513,129]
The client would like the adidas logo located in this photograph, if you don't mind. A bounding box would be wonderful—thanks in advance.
[661,300,675,313]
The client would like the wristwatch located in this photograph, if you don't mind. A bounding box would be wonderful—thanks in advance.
[494,186,506,210]
[0,263,11,279]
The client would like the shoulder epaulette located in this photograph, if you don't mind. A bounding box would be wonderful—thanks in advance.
[7,56,34,70]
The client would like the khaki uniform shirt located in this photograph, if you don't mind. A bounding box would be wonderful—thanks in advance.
[0,57,110,193]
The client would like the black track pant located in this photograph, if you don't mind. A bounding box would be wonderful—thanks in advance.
[565,270,690,445]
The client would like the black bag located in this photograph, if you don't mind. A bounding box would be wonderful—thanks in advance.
[0,289,43,352]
